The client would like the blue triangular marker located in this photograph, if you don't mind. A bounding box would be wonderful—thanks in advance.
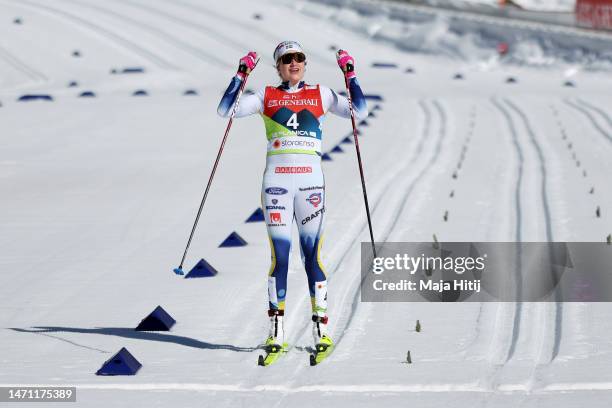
[371,62,398,68]
[219,232,247,248]
[185,258,219,278]
[358,120,369,127]
[322,153,332,161]
[368,111,376,118]
[96,347,142,376]
[341,136,353,144]
[123,67,145,74]
[17,94,54,102]
[135,305,176,331]
[331,145,344,153]
[245,208,265,223]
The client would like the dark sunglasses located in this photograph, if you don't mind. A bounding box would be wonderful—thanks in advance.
[279,52,306,64]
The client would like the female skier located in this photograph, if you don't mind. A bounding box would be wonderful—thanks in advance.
[217,41,368,363]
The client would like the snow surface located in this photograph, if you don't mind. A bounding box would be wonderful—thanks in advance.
[1,0,612,407]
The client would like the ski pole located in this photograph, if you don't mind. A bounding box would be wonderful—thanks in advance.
[340,51,377,258]
[173,62,256,275]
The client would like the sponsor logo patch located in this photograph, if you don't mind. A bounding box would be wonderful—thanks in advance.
[270,212,282,223]
[299,185,324,191]
[267,99,319,108]
[268,210,286,227]
[272,199,278,204]
[271,138,317,148]
[306,192,322,208]
[266,205,286,210]
[265,187,288,195]
[275,166,312,174]
[301,207,325,225]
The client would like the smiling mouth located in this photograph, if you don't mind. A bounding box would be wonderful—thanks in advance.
[289,67,300,73]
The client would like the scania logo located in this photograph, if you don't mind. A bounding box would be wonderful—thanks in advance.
[270,130,317,139]
[265,187,288,195]
[293,130,317,137]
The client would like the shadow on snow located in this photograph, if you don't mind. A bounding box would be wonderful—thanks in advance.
[8,327,259,352]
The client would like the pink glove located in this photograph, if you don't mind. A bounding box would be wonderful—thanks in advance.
[336,49,356,79]
[237,51,259,79]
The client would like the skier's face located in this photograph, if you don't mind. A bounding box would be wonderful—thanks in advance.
[277,52,305,85]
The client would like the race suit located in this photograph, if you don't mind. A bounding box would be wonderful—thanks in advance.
[217,77,368,316]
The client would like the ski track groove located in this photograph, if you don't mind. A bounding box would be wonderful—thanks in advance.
[575,98,612,131]
[505,98,562,364]
[490,98,525,364]
[505,98,554,245]
[9,0,177,70]
[563,99,612,144]
[489,97,561,391]
[64,0,231,69]
[327,98,439,348]
[331,99,450,352]
[0,44,48,84]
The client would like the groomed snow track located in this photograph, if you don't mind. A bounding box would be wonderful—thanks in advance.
[1,0,612,407]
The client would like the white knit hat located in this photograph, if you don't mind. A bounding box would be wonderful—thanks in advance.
[273,40,304,62]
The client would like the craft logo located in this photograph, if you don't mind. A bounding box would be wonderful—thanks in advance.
[275,166,312,174]
[302,207,325,225]
[265,187,288,195]
[270,212,282,223]
[306,193,322,208]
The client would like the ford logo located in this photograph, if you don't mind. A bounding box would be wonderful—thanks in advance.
[265,187,288,195]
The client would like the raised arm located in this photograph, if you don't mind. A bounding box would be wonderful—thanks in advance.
[321,79,368,120]
[322,50,368,120]
[217,51,263,118]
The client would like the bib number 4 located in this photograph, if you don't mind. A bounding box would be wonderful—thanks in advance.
[286,113,300,130]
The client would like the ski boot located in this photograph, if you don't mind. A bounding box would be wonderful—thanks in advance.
[310,314,334,366]
[258,309,288,366]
